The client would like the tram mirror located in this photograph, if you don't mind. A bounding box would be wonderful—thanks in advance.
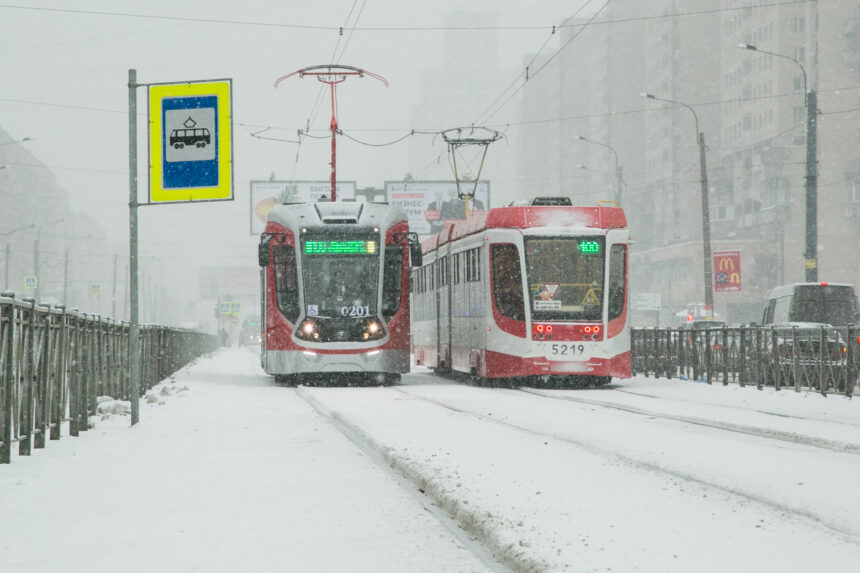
[409,242,423,268]
[258,243,270,267]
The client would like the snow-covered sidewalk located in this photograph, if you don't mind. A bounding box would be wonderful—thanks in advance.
[0,348,493,573]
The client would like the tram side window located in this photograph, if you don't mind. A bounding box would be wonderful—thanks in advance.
[491,244,524,321]
[382,246,403,319]
[273,246,299,322]
[608,244,627,321]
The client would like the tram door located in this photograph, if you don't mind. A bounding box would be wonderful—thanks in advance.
[435,254,453,371]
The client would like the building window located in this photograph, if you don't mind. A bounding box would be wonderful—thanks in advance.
[852,181,860,202]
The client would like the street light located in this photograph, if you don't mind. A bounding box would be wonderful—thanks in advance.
[573,134,623,203]
[640,92,715,317]
[1,223,38,291]
[33,218,64,303]
[738,43,817,281]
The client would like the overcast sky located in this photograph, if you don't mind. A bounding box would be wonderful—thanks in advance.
[0,0,602,323]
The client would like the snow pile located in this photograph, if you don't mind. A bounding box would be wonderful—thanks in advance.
[95,396,130,417]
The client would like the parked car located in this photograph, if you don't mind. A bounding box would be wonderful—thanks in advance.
[761,322,848,389]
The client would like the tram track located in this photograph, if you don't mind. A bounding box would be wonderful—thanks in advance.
[613,387,860,429]
[518,386,860,455]
[390,384,860,544]
[292,385,526,573]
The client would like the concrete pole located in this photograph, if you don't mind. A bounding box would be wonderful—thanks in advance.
[33,235,40,303]
[128,68,141,426]
[111,253,118,318]
[698,132,714,316]
[62,249,69,305]
[804,89,818,281]
[3,244,9,291]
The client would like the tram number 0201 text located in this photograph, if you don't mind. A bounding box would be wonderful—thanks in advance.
[550,343,586,356]
[341,305,371,317]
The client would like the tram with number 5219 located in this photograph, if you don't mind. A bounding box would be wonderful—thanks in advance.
[258,201,421,384]
[411,198,631,387]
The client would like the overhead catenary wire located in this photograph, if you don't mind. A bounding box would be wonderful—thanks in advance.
[479,0,614,124]
[0,1,815,32]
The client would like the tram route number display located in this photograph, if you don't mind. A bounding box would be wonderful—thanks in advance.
[341,305,370,317]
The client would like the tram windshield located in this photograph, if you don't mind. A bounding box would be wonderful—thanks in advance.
[300,235,380,319]
[524,237,605,321]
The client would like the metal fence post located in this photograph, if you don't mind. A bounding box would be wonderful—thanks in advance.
[1,293,16,463]
[20,298,36,456]
[34,307,50,449]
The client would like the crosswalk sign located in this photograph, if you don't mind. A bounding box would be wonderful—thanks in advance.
[24,276,37,290]
[90,282,101,295]
[219,302,231,315]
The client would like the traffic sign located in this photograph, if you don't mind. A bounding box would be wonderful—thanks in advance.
[90,282,101,295]
[631,292,662,311]
[231,302,241,315]
[219,302,231,315]
[148,79,233,203]
[24,276,37,290]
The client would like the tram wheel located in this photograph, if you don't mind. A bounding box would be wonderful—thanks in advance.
[274,375,297,387]
[469,368,486,387]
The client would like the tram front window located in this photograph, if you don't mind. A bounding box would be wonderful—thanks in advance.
[524,237,605,321]
[301,237,380,318]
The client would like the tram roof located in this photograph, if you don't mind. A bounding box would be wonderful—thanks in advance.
[266,201,407,231]
[421,205,627,253]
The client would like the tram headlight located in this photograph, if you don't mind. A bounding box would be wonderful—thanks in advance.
[296,318,321,341]
[361,318,386,341]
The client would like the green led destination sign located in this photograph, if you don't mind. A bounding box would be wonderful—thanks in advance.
[579,241,601,254]
[304,240,377,255]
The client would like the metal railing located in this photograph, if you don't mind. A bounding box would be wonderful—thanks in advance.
[1,292,218,464]
[632,325,858,397]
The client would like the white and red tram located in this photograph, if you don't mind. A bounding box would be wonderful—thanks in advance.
[258,201,421,384]
[411,199,631,386]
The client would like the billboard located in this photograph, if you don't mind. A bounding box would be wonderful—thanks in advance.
[250,180,357,235]
[714,251,741,292]
[384,180,490,237]
[148,79,233,203]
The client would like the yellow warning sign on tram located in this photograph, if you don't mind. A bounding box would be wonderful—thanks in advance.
[581,288,601,306]
[148,79,233,203]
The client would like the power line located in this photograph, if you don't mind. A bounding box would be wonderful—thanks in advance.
[0,1,814,32]
[474,0,600,125]
[478,0,614,124]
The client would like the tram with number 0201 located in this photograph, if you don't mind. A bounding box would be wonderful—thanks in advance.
[258,201,422,385]
[411,197,631,387]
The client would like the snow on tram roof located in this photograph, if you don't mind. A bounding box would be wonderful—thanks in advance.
[421,205,627,253]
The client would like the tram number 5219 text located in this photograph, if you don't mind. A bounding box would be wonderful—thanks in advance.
[551,343,586,356]
[341,305,370,317]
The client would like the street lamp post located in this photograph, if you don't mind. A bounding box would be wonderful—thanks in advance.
[1,223,37,290]
[575,163,618,199]
[33,218,64,303]
[738,43,817,281]
[574,134,623,203]
[641,92,714,317]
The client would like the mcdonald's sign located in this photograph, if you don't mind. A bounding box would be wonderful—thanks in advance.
[713,251,741,292]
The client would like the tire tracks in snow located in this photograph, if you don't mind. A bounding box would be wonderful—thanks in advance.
[520,387,860,455]
[392,386,860,545]
[293,386,536,573]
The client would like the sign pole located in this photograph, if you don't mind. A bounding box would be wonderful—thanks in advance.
[128,68,140,426]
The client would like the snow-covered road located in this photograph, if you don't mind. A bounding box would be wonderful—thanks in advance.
[2,346,859,572]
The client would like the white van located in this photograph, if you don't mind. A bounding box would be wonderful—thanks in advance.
[762,282,858,326]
